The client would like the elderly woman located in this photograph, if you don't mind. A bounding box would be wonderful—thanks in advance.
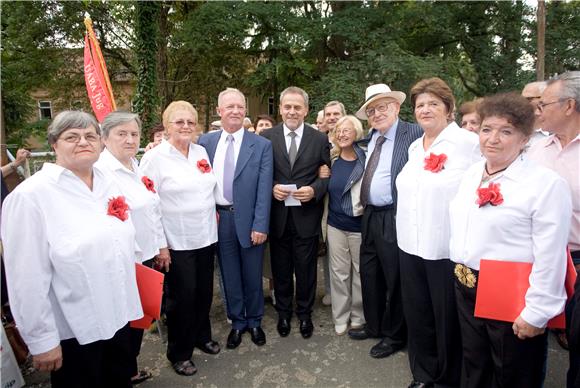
[0,111,142,387]
[326,115,367,336]
[396,77,480,388]
[450,93,572,387]
[95,111,170,384]
[139,101,219,376]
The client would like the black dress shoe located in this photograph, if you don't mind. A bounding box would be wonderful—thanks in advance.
[370,338,400,359]
[299,319,314,339]
[348,326,369,340]
[226,329,244,349]
[249,327,266,346]
[407,380,434,388]
[277,318,291,337]
[196,340,220,355]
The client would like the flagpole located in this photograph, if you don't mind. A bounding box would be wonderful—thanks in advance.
[84,15,116,110]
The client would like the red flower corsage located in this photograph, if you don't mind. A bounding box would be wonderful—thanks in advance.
[476,182,504,208]
[141,176,156,193]
[424,153,447,173]
[197,159,211,173]
[107,196,130,221]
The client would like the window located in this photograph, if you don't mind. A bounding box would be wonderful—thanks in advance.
[38,101,52,120]
[268,97,275,116]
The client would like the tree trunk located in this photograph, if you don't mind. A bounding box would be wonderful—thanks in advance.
[537,0,546,81]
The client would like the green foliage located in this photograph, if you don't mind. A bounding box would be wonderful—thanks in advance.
[2,0,578,143]
[132,1,161,141]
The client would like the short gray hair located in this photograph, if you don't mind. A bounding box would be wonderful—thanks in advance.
[279,86,309,108]
[47,110,99,145]
[101,111,142,138]
[324,100,346,116]
[549,71,580,113]
[218,88,246,107]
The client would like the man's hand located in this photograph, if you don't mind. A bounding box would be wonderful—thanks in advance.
[292,186,315,202]
[33,345,63,372]
[273,184,291,201]
[512,315,544,340]
[155,248,171,272]
[251,231,267,245]
[318,165,330,179]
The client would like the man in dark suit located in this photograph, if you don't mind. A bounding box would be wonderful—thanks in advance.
[347,84,423,359]
[262,86,331,339]
[198,88,273,349]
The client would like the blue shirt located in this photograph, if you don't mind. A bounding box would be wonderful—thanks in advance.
[366,119,398,206]
[328,157,362,233]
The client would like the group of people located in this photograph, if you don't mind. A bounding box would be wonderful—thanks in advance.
[0,70,578,388]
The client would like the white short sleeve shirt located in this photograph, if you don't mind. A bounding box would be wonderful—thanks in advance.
[139,140,218,250]
[396,122,481,260]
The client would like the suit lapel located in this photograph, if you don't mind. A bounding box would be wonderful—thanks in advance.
[234,131,254,180]
[294,125,314,167]
[274,127,290,166]
[206,131,221,165]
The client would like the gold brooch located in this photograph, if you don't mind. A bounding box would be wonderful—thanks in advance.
[454,264,477,288]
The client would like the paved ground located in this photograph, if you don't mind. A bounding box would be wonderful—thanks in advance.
[22,265,569,387]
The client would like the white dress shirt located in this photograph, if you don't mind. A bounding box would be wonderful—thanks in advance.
[139,140,218,250]
[396,122,481,260]
[213,128,244,205]
[366,119,398,206]
[449,157,572,328]
[95,148,167,261]
[283,123,304,152]
[0,163,143,355]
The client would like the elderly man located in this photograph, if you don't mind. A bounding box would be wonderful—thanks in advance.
[198,88,273,349]
[522,80,549,145]
[262,86,331,339]
[348,84,422,359]
[528,71,580,388]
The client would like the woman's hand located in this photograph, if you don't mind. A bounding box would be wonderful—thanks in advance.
[155,248,171,272]
[512,315,544,339]
[14,148,31,167]
[33,345,63,372]
[318,165,331,179]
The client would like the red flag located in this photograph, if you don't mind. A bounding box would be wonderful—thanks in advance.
[83,17,116,122]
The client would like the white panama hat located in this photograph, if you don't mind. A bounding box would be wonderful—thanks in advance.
[355,83,406,120]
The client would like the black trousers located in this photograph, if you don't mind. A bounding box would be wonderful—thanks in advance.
[455,277,547,388]
[270,211,319,321]
[166,246,215,363]
[51,324,132,388]
[359,205,406,347]
[399,252,461,386]
[567,252,580,388]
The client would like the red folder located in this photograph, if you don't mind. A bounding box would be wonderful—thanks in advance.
[474,251,576,329]
[130,263,165,329]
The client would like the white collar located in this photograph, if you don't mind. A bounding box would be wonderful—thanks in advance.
[283,123,304,138]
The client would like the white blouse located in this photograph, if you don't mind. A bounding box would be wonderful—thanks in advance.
[0,163,143,355]
[396,122,481,260]
[449,157,572,328]
[95,148,167,262]
[139,140,218,250]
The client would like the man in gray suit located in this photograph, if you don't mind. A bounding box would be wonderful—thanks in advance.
[347,84,422,359]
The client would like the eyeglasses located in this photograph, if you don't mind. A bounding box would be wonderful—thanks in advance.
[365,102,393,118]
[537,98,569,112]
[169,120,196,127]
[59,133,100,143]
